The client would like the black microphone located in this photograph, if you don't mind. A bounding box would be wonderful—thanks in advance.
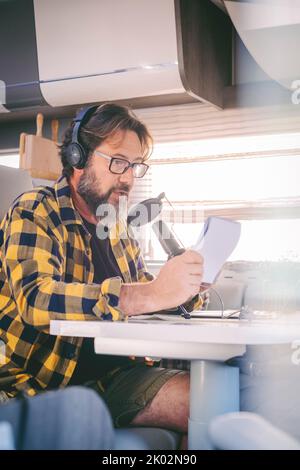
[152,220,185,258]
[127,192,165,226]
[152,220,192,319]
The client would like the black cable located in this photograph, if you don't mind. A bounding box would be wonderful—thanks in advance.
[209,286,225,318]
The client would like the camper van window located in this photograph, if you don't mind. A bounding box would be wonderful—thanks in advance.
[142,135,300,263]
[0,153,19,168]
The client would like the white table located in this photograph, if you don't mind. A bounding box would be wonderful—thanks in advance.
[50,313,300,450]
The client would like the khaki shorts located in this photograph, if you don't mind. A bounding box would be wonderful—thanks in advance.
[87,364,187,428]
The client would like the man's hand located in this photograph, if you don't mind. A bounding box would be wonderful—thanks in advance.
[152,250,204,310]
[119,250,204,316]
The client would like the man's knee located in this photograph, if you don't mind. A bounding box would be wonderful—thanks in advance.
[132,371,190,433]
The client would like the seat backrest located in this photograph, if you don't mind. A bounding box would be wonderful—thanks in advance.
[0,165,33,221]
[209,412,300,450]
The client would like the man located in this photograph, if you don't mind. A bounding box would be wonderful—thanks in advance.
[0,103,204,447]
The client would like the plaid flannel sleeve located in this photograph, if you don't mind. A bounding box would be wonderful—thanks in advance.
[2,206,125,331]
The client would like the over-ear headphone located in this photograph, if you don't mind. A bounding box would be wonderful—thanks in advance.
[66,105,98,169]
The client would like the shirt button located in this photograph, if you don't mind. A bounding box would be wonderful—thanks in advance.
[66,352,76,359]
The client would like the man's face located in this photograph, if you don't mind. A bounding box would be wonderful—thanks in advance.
[76,129,143,217]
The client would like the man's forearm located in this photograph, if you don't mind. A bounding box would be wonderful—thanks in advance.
[119,250,204,317]
[119,280,163,316]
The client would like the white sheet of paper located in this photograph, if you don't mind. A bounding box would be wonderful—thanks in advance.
[191,217,241,284]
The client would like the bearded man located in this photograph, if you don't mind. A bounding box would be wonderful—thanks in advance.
[0,104,204,447]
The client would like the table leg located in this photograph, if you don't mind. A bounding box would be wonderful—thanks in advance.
[188,360,239,450]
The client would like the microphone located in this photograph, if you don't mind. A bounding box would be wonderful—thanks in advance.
[127,192,165,226]
[152,220,185,258]
[128,196,193,319]
[152,220,192,319]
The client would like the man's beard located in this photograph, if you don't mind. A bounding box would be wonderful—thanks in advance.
[77,167,130,218]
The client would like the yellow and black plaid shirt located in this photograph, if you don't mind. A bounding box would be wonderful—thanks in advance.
[0,176,202,398]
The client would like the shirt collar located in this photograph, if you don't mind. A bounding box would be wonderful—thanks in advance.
[54,175,85,227]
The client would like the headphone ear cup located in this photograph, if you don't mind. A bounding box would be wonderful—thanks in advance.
[67,105,97,171]
[67,142,86,169]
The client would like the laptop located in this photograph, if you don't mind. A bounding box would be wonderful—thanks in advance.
[130,309,241,322]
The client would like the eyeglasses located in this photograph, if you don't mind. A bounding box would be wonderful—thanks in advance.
[94,150,149,178]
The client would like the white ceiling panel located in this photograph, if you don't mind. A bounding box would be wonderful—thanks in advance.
[33,0,184,106]
[38,66,183,107]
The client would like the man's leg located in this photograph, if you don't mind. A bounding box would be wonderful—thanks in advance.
[131,371,190,449]
[131,371,189,432]
[93,365,190,448]
[0,386,114,450]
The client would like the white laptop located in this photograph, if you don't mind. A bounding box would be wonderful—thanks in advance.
[130,309,240,322]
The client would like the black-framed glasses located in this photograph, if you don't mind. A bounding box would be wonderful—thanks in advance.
[94,150,149,178]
